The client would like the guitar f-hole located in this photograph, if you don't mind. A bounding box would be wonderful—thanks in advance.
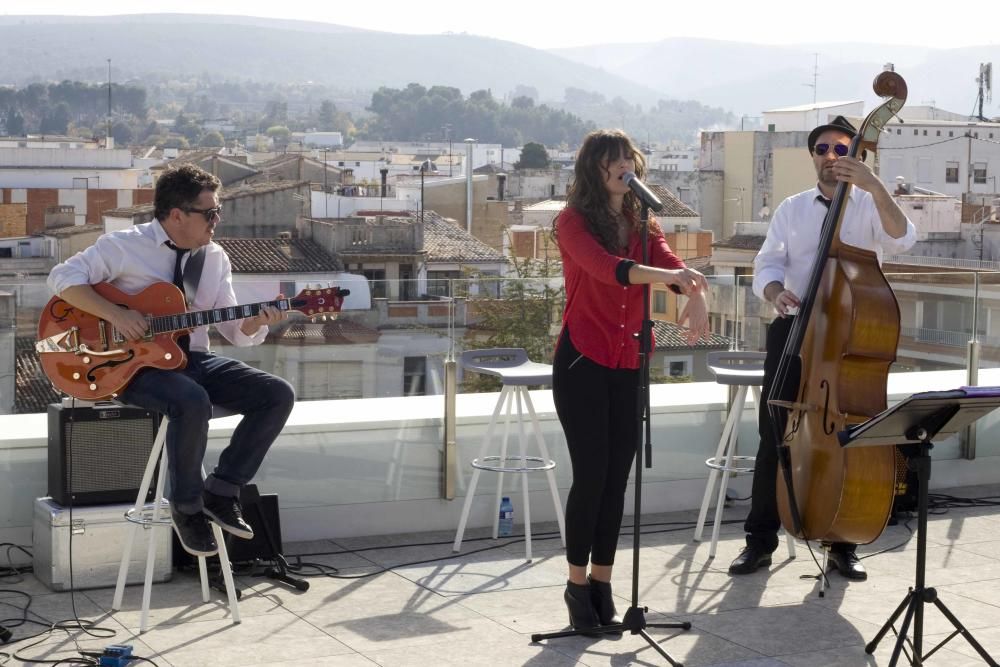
[86,350,135,382]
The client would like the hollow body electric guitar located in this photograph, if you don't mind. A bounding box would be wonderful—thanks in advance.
[36,281,348,401]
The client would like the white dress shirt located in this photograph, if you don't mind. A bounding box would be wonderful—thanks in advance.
[48,219,267,351]
[752,185,917,302]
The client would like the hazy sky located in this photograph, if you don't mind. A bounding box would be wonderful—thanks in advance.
[4,1,999,50]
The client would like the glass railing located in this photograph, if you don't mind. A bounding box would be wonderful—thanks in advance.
[9,270,1000,414]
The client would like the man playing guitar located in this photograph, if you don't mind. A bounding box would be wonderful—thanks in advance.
[47,163,294,558]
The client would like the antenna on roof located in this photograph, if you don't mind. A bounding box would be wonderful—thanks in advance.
[974,62,992,122]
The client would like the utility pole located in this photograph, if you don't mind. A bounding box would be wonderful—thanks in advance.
[967,131,973,201]
[106,59,112,147]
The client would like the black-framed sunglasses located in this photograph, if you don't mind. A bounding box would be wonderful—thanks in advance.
[813,143,849,157]
[184,206,223,222]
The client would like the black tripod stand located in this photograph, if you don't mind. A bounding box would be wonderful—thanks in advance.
[236,484,309,592]
[531,198,691,665]
[839,389,1000,666]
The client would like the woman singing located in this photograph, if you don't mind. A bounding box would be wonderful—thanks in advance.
[553,129,709,631]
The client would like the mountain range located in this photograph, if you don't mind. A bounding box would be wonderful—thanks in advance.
[1,14,996,123]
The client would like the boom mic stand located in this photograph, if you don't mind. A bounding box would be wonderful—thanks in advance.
[532,200,692,665]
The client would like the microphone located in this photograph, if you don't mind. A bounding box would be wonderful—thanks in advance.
[622,172,664,213]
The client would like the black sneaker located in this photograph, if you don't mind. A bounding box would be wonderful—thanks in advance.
[202,491,254,540]
[172,509,219,557]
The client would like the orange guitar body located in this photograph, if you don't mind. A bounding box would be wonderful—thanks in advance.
[37,282,189,401]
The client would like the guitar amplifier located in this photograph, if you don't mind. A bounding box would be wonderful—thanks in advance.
[48,402,161,506]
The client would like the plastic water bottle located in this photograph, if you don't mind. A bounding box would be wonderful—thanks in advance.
[498,496,514,537]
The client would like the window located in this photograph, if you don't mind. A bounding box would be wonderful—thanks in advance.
[949,131,954,137]
[403,357,427,396]
[896,129,901,135]
[945,162,960,183]
[426,270,460,297]
[363,269,387,299]
[667,360,687,378]
[922,130,927,136]
[913,129,919,135]
[936,130,941,137]
[652,290,667,314]
[974,162,987,184]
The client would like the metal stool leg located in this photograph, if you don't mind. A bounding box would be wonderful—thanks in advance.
[708,386,749,559]
[522,387,566,547]
[199,464,241,623]
[113,416,168,612]
[140,437,171,632]
[492,389,515,539]
[514,388,533,561]
[453,386,510,552]
[694,386,746,551]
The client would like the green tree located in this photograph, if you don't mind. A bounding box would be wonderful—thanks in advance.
[40,102,72,134]
[199,130,225,147]
[516,142,550,169]
[317,100,337,130]
[461,236,564,393]
[266,125,291,148]
[110,120,134,146]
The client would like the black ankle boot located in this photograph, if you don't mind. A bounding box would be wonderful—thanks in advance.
[588,575,623,632]
[564,580,599,634]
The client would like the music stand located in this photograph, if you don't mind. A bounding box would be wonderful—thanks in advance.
[839,388,1000,666]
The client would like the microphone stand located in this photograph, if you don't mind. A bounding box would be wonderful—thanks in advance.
[532,200,692,665]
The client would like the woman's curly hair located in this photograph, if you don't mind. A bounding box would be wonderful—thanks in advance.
[554,128,662,252]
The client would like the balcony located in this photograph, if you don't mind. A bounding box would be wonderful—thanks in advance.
[3,274,1000,664]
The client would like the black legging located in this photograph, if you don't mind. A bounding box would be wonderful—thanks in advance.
[552,330,639,567]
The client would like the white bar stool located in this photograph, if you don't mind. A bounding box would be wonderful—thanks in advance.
[112,407,241,632]
[694,351,795,560]
[452,348,566,561]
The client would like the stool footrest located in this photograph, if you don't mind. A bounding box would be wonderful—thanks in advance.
[705,455,756,474]
[471,455,556,473]
[124,502,174,527]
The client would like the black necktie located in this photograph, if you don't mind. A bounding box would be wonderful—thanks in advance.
[817,196,832,209]
[165,241,191,353]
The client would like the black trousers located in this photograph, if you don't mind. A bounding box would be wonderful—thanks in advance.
[743,316,855,555]
[552,331,639,567]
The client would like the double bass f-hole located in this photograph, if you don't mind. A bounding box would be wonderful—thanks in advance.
[820,379,835,435]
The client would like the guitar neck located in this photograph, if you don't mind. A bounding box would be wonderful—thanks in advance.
[147,298,290,335]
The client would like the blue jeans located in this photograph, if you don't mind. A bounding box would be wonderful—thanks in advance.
[121,351,295,514]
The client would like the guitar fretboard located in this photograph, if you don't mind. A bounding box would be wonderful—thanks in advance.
[147,299,290,335]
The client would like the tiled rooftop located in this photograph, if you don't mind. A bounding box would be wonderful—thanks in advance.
[215,238,344,273]
[423,211,507,264]
[712,234,766,251]
[649,185,699,218]
[652,321,731,349]
[4,483,998,666]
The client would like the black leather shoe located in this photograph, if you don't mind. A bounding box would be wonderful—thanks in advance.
[728,545,773,575]
[564,581,600,635]
[172,509,219,557]
[203,491,254,539]
[588,575,623,634]
[828,550,868,581]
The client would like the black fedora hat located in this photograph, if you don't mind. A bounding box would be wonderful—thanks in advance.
[807,115,857,153]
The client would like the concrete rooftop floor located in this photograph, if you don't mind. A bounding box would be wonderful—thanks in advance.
[2,483,1000,666]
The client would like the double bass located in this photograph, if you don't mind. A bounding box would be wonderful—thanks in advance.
[770,71,908,545]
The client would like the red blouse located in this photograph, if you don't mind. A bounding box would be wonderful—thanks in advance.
[556,206,686,370]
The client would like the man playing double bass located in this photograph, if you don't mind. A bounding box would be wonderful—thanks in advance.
[729,115,917,580]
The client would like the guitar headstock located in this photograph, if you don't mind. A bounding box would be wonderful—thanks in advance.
[288,286,350,319]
